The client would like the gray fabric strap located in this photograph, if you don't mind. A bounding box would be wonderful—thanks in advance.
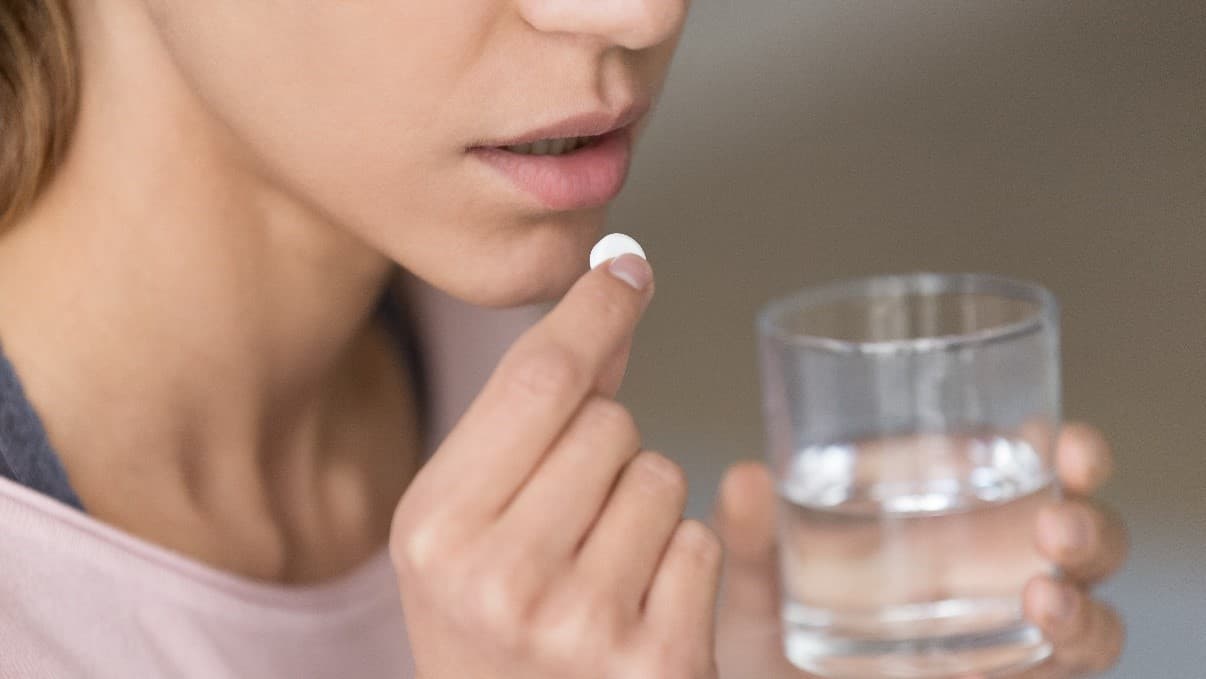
[0,289,424,514]
[0,342,84,511]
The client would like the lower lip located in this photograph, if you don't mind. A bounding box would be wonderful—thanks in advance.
[470,128,633,211]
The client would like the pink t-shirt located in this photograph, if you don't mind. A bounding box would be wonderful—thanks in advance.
[0,476,413,679]
[0,280,542,678]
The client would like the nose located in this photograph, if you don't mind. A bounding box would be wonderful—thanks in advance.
[518,0,688,51]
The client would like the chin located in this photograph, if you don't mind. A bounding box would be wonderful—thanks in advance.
[449,265,580,308]
[418,209,607,309]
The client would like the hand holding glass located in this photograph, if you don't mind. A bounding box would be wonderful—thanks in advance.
[757,273,1060,678]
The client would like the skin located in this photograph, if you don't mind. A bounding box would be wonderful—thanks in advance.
[716,423,1128,679]
[0,0,1125,677]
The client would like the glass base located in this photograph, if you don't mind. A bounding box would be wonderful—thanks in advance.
[784,620,1051,679]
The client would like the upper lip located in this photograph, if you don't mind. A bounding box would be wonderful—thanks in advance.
[475,100,651,149]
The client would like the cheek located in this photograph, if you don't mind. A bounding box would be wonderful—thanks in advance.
[149,2,597,306]
[148,3,667,307]
[148,2,483,232]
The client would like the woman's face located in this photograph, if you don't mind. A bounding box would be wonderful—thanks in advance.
[143,1,689,306]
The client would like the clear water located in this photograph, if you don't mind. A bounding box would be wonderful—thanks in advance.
[777,434,1055,678]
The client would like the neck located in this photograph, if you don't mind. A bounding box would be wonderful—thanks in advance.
[0,1,414,581]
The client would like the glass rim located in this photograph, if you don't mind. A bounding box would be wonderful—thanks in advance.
[757,272,1059,355]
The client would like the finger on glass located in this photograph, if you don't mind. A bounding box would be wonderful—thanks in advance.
[757,273,1063,678]
[1024,576,1125,674]
[1035,498,1128,584]
[1056,423,1115,496]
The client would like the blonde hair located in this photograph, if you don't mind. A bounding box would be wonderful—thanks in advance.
[0,0,78,231]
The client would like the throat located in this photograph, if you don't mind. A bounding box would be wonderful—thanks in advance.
[54,317,424,584]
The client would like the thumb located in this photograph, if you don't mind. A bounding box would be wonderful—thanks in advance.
[713,461,780,619]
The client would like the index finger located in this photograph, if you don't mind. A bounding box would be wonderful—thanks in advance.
[416,253,654,518]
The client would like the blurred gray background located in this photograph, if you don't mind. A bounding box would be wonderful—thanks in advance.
[612,2,1206,677]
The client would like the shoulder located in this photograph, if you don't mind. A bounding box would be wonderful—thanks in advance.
[0,480,142,678]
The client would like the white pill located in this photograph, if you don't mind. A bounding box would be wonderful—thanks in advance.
[590,233,647,270]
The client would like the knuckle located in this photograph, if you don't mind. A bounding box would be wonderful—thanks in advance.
[502,343,583,402]
[570,595,624,642]
[576,587,625,636]
[388,517,448,575]
[638,639,708,679]
[464,570,530,638]
[633,451,688,497]
[532,587,624,664]
[675,520,722,566]
[579,397,640,445]
[580,279,637,325]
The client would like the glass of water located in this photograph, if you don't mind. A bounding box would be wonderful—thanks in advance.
[757,273,1060,678]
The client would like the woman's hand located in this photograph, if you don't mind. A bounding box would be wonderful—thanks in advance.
[391,257,720,679]
[713,423,1128,679]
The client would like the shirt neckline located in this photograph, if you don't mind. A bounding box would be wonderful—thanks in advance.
[0,474,398,613]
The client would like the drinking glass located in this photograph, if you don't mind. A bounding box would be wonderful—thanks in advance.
[756,272,1060,678]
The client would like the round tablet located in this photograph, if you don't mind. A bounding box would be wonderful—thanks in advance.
[590,233,647,270]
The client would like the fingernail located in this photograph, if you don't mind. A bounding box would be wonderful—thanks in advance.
[607,254,653,290]
[591,233,651,290]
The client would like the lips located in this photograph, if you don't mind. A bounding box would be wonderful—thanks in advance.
[469,103,648,211]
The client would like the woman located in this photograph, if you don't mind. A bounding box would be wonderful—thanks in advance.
[0,2,1126,678]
